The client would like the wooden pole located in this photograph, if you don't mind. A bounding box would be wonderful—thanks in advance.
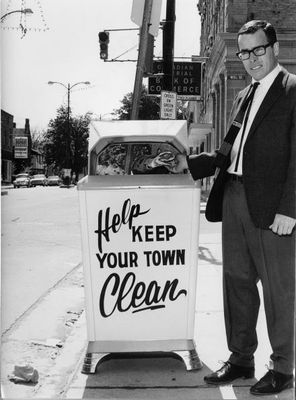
[130,0,154,120]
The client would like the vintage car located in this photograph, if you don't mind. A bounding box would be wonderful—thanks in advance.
[30,174,47,187]
[13,173,31,188]
[46,175,62,186]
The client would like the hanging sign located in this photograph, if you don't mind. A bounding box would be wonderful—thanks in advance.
[14,137,28,159]
[160,90,177,119]
[148,61,202,100]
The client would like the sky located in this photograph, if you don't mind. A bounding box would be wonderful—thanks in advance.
[1,0,200,131]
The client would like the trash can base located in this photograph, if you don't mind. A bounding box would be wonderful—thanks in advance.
[81,352,109,374]
[81,340,202,374]
[173,349,203,371]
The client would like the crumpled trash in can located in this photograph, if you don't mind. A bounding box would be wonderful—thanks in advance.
[8,365,39,384]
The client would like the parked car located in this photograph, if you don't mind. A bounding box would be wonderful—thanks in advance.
[30,174,47,187]
[13,173,31,188]
[46,175,62,186]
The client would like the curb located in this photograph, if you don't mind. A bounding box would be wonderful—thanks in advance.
[35,312,87,399]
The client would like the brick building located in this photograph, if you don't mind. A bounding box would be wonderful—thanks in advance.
[193,0,296,155]
[1,113,45,181]
[1,110,14,183]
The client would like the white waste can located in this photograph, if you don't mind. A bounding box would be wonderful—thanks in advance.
[77,120,202,373]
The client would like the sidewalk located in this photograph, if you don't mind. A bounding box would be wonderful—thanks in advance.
[1,199,294,400]
[1,184,13,195]
[59,204,293,400]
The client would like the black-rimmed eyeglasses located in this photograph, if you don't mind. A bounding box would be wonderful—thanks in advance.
[236,42,274,60]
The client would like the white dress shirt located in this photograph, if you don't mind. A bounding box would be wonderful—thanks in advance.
[227,64,281,175]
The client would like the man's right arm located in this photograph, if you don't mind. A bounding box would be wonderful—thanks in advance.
[171,152,216,179]
[187,152,217,180]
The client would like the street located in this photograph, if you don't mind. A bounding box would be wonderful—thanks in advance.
[1,187,293,399]
[1,186,82,333]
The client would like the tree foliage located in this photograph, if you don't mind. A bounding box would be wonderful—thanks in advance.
[113,86,160,120]
[31,128,46,150]
[13,158,31,175]
[44,106,90,179]
[113,85,186,120]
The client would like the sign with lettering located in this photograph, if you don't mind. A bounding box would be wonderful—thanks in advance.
[160,91,177,119]
[79,187,199,341]
[14,136,28,159]
[63,168,71,177]
[148,61,202,100]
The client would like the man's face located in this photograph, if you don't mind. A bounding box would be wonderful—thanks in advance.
[238,29,279,81]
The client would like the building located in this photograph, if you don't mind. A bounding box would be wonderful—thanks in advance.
[31,148,45,175]
[1,113,45,180]
[194,0,296,154]
[12,118,32,158]
[1,110,14,183]
[11,118,33,176]
[186,0,296,193]
[190,0,296,151]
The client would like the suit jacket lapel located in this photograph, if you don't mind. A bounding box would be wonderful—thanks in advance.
[231,86,250,123]
[247,69,287,140]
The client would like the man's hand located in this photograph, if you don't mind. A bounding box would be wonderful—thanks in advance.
[151,151,176,168]
[269,214,296,235]
[165,153,188,173]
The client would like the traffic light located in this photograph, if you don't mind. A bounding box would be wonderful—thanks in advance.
[98,31,109,60]
[144,34,155,77]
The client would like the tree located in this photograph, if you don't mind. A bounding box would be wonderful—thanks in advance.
[113,85,160,120]
[12,158,31,175]
[44,106,90,180]
[113,85,186,120]
[70,114,90,180]
[31,128,46,150]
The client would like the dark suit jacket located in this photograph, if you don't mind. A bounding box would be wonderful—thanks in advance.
[188,68,296,229]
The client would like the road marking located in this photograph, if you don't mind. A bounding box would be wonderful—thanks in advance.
[220,385,237,399]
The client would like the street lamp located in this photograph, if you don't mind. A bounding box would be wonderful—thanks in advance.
[48,81,90,186]
[88,112,114,121]
[1,8,33,22]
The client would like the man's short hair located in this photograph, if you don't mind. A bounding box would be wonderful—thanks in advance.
[238,20,277,44]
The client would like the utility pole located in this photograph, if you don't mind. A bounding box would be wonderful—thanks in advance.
[48,80,90,186]
[162,0,176,91]
[130,0,153,120]
[66,84,71,184]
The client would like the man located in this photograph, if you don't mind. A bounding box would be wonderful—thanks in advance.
[169,20,296,395]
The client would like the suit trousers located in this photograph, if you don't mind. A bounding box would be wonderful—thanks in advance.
[222,178,295,374]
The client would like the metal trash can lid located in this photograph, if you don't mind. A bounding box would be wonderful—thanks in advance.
[88,120,189,155]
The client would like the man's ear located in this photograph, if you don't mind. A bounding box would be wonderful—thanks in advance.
[273,41,280,57]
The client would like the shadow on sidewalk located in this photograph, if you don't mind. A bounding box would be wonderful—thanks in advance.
[78,355,223,399]
[198,246,222,266]
[73,355,263,399]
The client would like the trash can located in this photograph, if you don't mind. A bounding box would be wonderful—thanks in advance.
[77,120,202,373]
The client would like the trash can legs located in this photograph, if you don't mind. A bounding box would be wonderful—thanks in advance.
[81,352,109,374]
[173,349,203,371]
[81,340,203,374]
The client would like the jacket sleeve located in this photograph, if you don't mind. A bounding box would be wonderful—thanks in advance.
[186,89,247,182]
[187,152,217,180]
[277,93,296,218]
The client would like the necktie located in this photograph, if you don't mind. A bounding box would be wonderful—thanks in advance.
[234,81,260,172]
[214,82,260,170]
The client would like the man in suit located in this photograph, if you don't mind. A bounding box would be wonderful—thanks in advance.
[168,20,296,395]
